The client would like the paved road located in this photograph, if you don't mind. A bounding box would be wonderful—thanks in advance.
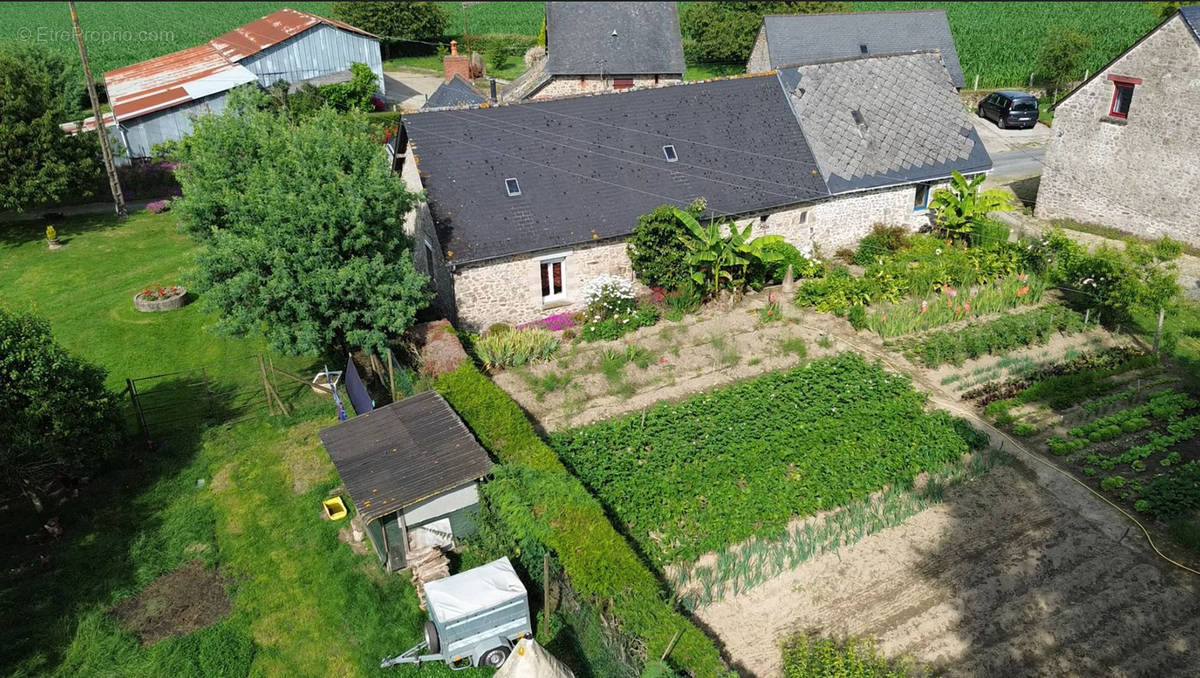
[988,146,1046,181]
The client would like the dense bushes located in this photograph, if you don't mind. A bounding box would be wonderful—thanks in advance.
[680,2,848,63]
[551,354,987,564]
[473,327,559,369]
[0,307,123,505]
[434,364,728,676]
[908,303,1085,367]
[782,634,915,678]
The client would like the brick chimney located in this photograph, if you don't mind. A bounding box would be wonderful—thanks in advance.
[443,40,471,82]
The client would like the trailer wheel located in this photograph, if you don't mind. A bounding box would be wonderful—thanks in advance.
[479,646,510,667]
[423,621,440,655]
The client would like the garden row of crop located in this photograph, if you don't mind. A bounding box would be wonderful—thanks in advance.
[903,302,1086,367]
[1047,390,1195,455]
[550,353,989,566]
[671,449,1004,611]
[434,363,728,677]
[963,345,1154,409]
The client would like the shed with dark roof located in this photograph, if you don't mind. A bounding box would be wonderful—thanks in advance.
[545,2,684,76]
[423,75,488,110]
[747,10,965,88]
[319,391,492,571]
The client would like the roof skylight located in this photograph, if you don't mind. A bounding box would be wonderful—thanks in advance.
[662,145,678,162]
[505,177,521,196]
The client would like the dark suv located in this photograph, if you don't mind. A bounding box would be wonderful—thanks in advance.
[977,90,1039,129]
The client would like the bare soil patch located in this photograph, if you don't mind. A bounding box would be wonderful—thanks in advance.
[111,559,232,646]
[697,464,1200,677]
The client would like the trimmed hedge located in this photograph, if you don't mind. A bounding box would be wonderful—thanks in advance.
[434,364,729,677]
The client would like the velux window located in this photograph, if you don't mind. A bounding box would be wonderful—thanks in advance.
[1107,74,1140,119]
[540,258,565,302]
[662,145,678,162]
[505,177,521,196]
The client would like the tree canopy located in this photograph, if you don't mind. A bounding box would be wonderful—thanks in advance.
[681,1,848,64]
[0,307,122,507]
[0,42,101,212]
[1036,27,1093,91]
[171,103,430,357]
[330,1,448,43]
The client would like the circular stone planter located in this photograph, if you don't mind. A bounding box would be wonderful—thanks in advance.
[133,288,189,312]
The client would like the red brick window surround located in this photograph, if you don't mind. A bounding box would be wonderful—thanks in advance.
[1107,74,1141,119]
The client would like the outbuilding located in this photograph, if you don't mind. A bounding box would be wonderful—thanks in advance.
[319,391,492,571]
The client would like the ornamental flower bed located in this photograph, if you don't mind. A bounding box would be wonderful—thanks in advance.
[515,311,577,332]
[146,200,171,214]
[133,284,188,312]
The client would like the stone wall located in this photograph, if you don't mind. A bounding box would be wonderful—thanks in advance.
[1036,15,1200,244]
[746,26,770,73]
[451,184,933,330]
[530,74,682,100]
[399,143,457,318]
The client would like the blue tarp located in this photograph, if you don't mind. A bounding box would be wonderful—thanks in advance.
[344,356,374,416]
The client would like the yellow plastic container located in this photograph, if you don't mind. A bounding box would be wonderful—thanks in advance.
[323,496,348,521]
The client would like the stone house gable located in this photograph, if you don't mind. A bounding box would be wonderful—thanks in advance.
[1037,11,1200,243]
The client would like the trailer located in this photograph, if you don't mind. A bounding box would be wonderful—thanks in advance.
[381,557,533,669]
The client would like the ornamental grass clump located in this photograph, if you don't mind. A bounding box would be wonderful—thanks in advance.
[474,327,558,369]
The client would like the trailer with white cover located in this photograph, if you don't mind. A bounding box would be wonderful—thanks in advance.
[381,557,533,669]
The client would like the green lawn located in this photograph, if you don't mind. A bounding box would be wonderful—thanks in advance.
[0,212,481,677]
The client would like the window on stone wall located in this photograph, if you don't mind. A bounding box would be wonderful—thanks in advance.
[613,77,634,90]
[540,258,565,303]
[1110,83,1135,119]
[914,184,931,212]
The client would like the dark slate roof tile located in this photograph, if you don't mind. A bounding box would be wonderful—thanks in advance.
[422,75,486,110]
[546,2,684,76]
[1182,5,1200,42]
[763,10,965,88]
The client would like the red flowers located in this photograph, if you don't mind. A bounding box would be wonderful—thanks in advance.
[1017,286,1030,297]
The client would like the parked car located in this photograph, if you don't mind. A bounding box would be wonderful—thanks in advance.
[976,90,1039,129]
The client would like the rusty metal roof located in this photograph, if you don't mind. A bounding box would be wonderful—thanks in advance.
[102,8,376,123]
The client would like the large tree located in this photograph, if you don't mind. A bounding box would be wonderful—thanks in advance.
[1036,27,1093,93]
[681,1,849,64]
[0,43,101,212]
[172,101,430,357]
[330,1,448,43]
[0,307,122,510]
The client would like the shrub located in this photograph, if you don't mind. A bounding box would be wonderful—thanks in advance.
[329,1,448,44]
[753,240,824,287]
[487,322,512,336]
[970,217,1011,249]
[782,634,914,678]
[580,303,659,342]
[145,199,171,214]
[45,225,56,240]
[853,224,910,266]
[582,275,636,319]
[660,280,702,320]
[629,202,702,289]
[473,328,558,369]
[433,364,726,676]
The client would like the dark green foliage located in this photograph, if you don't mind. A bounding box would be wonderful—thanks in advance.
[433,364,727,676]
[629,203,703,289]
[680,2,849,63]
[853,224,910,266]
[0,42,102,211]
[1140,461,1200,518]
[0,307,122,503]
[330,1,448,42]
[1168,519,1200,554]
[781,634,917,677]
[315,62,380,111]
[963,346,1152,407]
[1037,27,1093,90]
[909,303,1085,367]
[551,354,985,564]
[751,240,825,288]
[171,106,430,356]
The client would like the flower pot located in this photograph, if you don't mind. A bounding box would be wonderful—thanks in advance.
[47,238,61,250]
[133,287,188,312]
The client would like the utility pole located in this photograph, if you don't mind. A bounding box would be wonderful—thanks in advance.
[69,0,126,218]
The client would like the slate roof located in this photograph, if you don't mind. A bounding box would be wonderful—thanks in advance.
[404,53,990,266]
[545,2,685,76]
[1181,5,1200,42]
[780,52,990,193]
[761,10,965,88]
[319,391,492,523]
[423,75,487,110]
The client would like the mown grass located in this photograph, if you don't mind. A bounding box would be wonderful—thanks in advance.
[0,211,465,676]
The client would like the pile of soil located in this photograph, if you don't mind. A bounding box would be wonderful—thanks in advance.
[111,559,231,646]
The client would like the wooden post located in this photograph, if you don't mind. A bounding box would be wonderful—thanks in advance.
[542,553,551,636]
[386,347,397,401]
[661,629,683,662]
[127,378,149,443]
[1155,307,1165,353]
[258,355,275,415]
[267,356,289,415]
[973,73,979,90]
[1029,71,1035,88]
[1084,308,1090,326]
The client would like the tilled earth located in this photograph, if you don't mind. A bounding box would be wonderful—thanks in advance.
[695,463,1200,677]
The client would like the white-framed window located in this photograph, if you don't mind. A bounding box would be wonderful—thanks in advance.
[539,257,565,303]
[662,145,678,162]
[505,177,521,196]
[914,184,931,212]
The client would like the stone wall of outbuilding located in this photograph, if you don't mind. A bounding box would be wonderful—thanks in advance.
[530,74,682,100]
[1036,15,1200,243]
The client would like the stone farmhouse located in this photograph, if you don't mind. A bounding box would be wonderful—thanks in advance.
[401,51,991,331]
[1036,6,1200,244]
[502,2,685,102]
[746,10,965,89]
[64,8,382,162]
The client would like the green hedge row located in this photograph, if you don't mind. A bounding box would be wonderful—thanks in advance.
[434,364,729,677]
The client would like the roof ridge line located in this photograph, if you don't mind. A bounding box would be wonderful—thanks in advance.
[765,8,946,19]
[774,49,941,69]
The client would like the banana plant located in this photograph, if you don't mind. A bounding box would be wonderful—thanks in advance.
[674,208,784,298]
[928,171,1013,242]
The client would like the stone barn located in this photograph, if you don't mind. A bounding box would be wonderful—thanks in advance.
[1036,6,1200,244]
[402,52,991,331]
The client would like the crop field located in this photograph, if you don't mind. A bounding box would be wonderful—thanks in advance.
[549,353,987,566]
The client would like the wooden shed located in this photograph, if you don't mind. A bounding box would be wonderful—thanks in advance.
[319,391,492,571]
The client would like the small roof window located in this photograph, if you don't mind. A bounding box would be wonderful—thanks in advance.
[851,109,866,126]
[662,145,678,162]
[859,43,868,54]
[505,177,521,196]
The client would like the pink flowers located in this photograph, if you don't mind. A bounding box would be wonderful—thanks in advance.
[920,300,928,315]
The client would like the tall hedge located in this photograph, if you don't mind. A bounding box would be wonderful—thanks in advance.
[435,364,729,677]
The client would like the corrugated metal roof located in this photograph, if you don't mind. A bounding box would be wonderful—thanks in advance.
[319,391,493,523]
[102,8,375,123]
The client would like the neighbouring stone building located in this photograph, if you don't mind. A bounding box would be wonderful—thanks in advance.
[1037,7,1200,244]
[402,52,991,330]
[746,9,965,89]
[501,2,684,102]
